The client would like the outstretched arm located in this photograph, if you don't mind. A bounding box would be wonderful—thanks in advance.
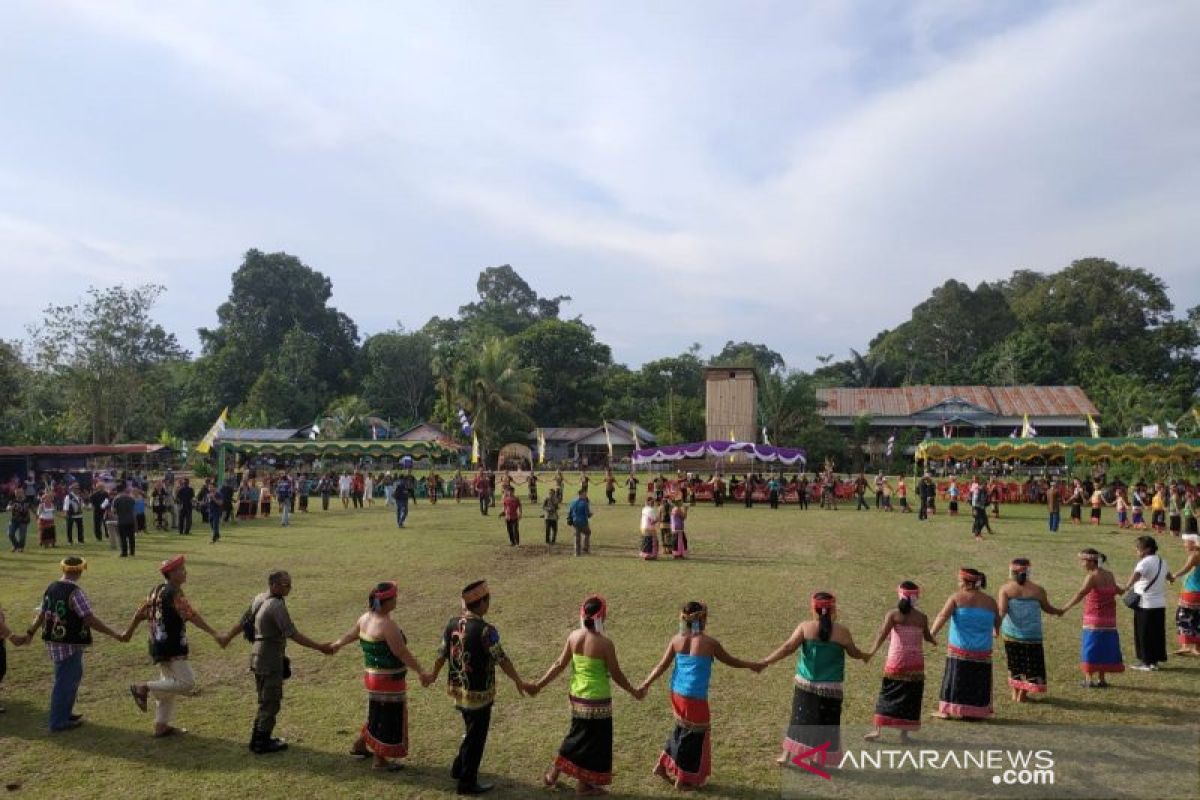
[713,639,764,671]
[291,629,334,654]
[534,640,573,692]
[928,596,956,638]
[841,630,870,662]
[761,624,805,666]
[497,656,529,697]
[329,621,361,653]
[867,613,895,656]
[1037,587,1062,617]
[1059,575,1095,615]
[604,643,642,698]
[638,641,676,692]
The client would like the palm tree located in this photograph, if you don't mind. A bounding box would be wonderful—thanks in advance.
[318,395,374,439]
[454,338,536,456]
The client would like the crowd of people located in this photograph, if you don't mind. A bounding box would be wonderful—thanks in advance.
[1,525,1197,794]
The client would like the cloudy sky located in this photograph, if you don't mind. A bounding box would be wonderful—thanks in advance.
[1,1,1197,369]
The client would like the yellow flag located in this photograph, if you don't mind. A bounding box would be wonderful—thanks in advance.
[471,431,480,465]
[194,408,228,454]
[1087,414,1100,438]
[537,428,546,465]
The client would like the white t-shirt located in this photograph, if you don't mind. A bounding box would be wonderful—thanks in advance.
[1134,554,1167,609]
[639,506,658,532]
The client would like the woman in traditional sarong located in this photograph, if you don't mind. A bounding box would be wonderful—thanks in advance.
[865,582,933,741]
[930,568,998,719]
[670,500,688,559]
[259,478,272,517]
[997,559,1062,702]
[1172,533,1200,656]
[236,482,251,519]
[534,596,642,795]
[639,601,762,789]
[1059,549,1124,687]
[764,592,870,769]
[639,497,659,560]
[37,491,57,547]
[658,499,675,555]
[330,581,432,771]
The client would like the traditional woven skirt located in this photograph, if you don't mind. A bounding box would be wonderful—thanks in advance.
[39,522,56,545]
[672,529,688,559]
[783,679,843,766]
[639,532,659,560]
[1003,638,1047,693]
[660,527,676,552]
[873,674,923,730]
[555,696,613,786]
[1176,595,1200,645]
[657,692,711,787]
[362,671,408,759]
[1080,627,1124,673]
[938,649,993,719]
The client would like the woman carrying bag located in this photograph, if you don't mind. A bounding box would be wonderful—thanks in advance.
[1123,535,1173,671]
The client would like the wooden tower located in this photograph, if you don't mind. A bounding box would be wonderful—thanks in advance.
[704,367,758,443]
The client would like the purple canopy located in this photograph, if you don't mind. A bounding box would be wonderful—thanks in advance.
[632,440,806,466]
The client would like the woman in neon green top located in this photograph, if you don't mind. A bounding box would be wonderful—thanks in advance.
[762,591,870,770]
[531,595,643,795]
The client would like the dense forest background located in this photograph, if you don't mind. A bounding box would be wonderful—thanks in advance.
[2,252,1197,467]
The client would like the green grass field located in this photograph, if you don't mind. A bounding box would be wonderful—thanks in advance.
[2,482,1198,799]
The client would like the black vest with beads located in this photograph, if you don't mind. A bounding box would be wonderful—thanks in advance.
[41,581,92,646]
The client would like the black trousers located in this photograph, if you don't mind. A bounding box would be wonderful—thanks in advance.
[92,511,105,541]
[505,519,519,545]
[117,522,136,556]
[453,704,492,789]
[1134,606,1167,665]
[856,493,869,510]
[66,517,84,543]
[605,488,615,504]
[545,518,557,543]
[918,497,928,520]
[179,506,193,535]
[479,495,489,515]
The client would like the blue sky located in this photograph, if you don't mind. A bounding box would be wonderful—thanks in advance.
[1,1,1197,369]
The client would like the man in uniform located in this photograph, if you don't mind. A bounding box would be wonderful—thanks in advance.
[425,581,533,795]
[226,570,334,753]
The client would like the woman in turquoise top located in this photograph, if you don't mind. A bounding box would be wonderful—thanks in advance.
[532,596,641,794]
[997,558,1063,702]
[639,601,763,789]
[762,591,870,770]
[930,568,999,719]
[1172,532,1200,655]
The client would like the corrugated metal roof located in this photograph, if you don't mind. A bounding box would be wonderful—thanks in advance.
[217,428,306,442]
[0,444,165,456]
[816,386,1099,417]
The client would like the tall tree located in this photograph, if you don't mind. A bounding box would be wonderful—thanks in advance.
[511,319,612,425]
[711,340,785,375]
[361,330,436,427]
[198,249,359,408]
[457,265,570,336]
[29,285,185,443]
[453,338,536,454]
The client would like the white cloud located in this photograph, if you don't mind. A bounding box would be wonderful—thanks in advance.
[0,0,1195,368]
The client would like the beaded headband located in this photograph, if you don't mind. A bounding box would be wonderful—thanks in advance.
[897,585,920,600]
[60,558,87,574]
[371,581,398,602]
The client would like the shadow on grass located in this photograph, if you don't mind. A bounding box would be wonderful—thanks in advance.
[0,697,459,794]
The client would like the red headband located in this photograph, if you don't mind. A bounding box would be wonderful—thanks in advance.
[811,593,837,612]
[1009,561,1031,574]
[371,581,398,602]
[897,585,920,599]
[160,555,185,576]
[580,595,607,621]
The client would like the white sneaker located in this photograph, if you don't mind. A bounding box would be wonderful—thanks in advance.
[1129,663,1152,671]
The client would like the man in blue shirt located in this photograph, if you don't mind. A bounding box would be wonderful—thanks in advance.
[275,475,293,527]
[566,489,593,557]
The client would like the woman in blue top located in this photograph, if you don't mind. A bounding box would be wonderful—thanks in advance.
[930,568,998,720]
[997,559,1063,702]
[638,601,763,790]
